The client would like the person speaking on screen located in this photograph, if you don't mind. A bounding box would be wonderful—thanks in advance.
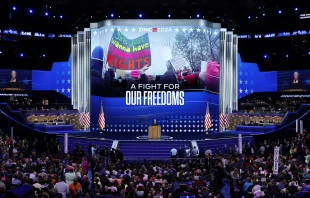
[290,71,303,89]
[8,70,19,88]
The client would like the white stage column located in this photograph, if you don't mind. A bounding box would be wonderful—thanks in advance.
[64,133,68,154]
[238,134,242,154]
[300,120,303,134]
[72,29,91,129]
[274,146,279,175]
[220,29,238,131]
[11,127,13,140]
[232,35,238,111]
[296,119,299,133]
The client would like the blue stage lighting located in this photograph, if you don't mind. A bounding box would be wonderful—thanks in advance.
[60,15,63,18]
[196,14,200,18]
[20,53,24,57]
[295,8,298,11]
[45,12,48,16]
[12,6,16,10]
[262,13,265,16]
[308,52,310,55]
[286,55,289,57]
[29,9,33,14]
[111,14,114,17]
[0,51,2,54]
[278,10,282,14]
[139,14,142,18]
[264,55,267,58]
[42,54,46,57]
[248,16,251,19]
[168,14,171,18]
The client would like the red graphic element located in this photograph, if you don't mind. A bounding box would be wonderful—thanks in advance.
[152,28,158,32]
[205,60,220,93]
[107,54,114,65]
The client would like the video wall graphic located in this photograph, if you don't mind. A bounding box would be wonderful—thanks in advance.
[277,70,310,91]
[0,69,32,90]
[90,26,220,96]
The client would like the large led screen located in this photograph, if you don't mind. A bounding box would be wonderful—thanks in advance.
[278,70,310,91]
[0,69,32,90]
[90,26,220,96]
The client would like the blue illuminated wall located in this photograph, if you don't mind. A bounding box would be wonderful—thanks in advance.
[32,56,71,98]
[238,54,277,98]
[90,92,219,133]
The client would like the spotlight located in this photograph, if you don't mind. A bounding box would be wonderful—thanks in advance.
[196,14,200,18]
[42,54,46,57]
[139,14,142,18]
[20,53,24,57]
[168,14,171,18]
[262,13,265,16]
[29,9,33,14]
[45,12,48,16]
[264,55,267,58]
[111,13,114,17]
[278,10,282,14]
[12,6,16,11]
[0,51,2,54]
[286,55,289,57]
[295,8,298,11]
[60,15,63,18]
[308,52,310,55]
[248,16,251,19]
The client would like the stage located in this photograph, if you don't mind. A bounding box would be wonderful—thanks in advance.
[50,130,260,141]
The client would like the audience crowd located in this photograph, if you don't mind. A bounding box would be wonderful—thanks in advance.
[1,127,310,198]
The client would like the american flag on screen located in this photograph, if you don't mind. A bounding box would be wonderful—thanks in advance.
[79,104,85,127]
[98,101,105,130]
[204,103,212,129]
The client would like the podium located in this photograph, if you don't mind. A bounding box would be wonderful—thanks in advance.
[148,125,161,139]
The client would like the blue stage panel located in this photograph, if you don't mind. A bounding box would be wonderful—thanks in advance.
[236,125,276,133]
[32,56,71,98]
[34,124,73,132]
[238,54,277,98]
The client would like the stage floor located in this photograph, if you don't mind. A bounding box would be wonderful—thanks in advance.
[48,130,259,140]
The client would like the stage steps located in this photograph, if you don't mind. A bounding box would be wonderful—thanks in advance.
[0,103,31,125]
[196,136,254,152]
[57,135,113,154]
[281,104,310,127]
[118,136,255,159]
[118,141,190,159]
[57,135,254,159]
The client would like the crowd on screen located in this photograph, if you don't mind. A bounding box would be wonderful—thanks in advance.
[1,128,310,198]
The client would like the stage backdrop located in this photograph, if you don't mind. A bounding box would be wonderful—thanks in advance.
[32,56,72,98]
[90,26,220,97]
[91,92,219,132]
[238,54,277,98]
